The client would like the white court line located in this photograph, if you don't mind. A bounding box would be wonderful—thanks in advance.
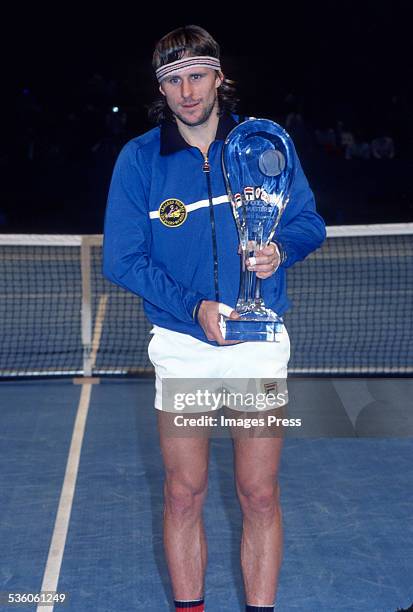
[37,294,108,611]
[36,384,92,611]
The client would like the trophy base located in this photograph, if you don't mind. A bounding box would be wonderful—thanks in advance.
[221,317,284,342]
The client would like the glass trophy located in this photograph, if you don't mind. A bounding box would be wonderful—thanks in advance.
[221,118,296,341]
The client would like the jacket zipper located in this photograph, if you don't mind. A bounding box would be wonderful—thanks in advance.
[202,153,220,302]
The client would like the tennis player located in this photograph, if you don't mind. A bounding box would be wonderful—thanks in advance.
[103,25,326,611]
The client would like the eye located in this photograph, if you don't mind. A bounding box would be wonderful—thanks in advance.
[167,76,181,85]
[190,73,204,81]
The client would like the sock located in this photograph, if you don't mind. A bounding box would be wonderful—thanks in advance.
[245,605,275,611]
[174,597,205,611]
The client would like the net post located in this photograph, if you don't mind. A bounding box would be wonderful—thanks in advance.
[81,237,93,377]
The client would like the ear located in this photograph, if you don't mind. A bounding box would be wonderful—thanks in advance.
[215,70,224,89]
[159,84,166,97]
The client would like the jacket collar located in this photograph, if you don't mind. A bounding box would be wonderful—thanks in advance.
[160,113,238,156]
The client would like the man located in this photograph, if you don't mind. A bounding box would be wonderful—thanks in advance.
[103,25,326,611]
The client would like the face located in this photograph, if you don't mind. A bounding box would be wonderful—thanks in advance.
[159,67,223,127]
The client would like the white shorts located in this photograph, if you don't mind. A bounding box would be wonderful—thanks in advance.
[148,325,290,413]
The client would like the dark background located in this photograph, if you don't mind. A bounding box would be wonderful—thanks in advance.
[1,2,411,233]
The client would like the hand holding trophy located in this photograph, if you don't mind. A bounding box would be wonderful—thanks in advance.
[221,119,296,341]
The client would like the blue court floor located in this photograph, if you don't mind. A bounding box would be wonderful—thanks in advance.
[0,379,412,611]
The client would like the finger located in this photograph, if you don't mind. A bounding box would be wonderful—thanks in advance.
[256,270,273,279]
[251,260,280,277]
[207,322,230,345]
[249,256,271,266]
[249,249,278,263]
[247,256,274,268]
[256,259,279,277]
[248,248,280,267]
[259,244,276,256]
[214,311,241,345]
[218,302,236,317]
[255,264,276,272]
[216,330,242,346]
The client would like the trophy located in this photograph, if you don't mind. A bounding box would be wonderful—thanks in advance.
[221,118,296,341]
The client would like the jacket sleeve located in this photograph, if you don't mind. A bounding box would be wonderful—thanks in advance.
[102,141,206,322]
[274,149,326,268]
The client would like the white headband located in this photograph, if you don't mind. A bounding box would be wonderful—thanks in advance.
[156,55,221,83]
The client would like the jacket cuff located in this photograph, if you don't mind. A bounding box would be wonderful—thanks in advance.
[187,293,207,322]
[192,299,204,321]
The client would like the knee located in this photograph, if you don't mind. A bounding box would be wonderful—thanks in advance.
[237,480,280,517]
[164,472,208,517]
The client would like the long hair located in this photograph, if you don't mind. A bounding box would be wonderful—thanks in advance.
[148,25,238,124]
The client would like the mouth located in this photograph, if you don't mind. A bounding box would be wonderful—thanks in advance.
[181,101,200,109]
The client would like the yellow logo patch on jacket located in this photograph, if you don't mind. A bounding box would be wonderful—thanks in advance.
[159,199,187,227]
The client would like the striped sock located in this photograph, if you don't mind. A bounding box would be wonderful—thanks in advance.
[174,597,205,611]
[245,605,275,611]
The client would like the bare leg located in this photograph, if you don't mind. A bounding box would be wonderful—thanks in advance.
[233,424,283,606]
[157,411,210,600]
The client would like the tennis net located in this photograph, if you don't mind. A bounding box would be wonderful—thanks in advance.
[0,224,412,378]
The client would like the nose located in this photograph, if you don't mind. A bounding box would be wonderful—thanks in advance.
[180,77,194,99]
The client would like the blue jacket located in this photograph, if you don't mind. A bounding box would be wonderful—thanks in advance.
[103,113,326,344]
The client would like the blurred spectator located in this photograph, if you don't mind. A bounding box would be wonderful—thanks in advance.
[315,122,396,161]
[285,111,314,155]
[315,128,342,156]
[371,137,395,159]
[105,107,127,139]
[345,141,371,160]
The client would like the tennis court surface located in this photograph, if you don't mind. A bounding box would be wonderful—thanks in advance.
[0,224,412,611]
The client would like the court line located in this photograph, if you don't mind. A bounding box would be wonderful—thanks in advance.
[37,384,92,611]
[36,294,108,611]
